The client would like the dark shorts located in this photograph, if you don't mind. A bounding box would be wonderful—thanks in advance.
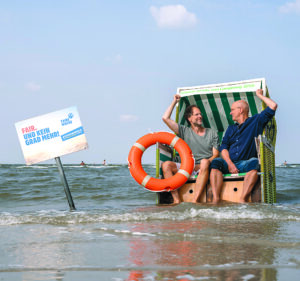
[210,157,259,174]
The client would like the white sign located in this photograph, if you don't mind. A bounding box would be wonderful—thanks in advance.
[178,78,265,96]
[15,106,88,165]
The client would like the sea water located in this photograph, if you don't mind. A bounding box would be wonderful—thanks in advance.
[0,163,300,281]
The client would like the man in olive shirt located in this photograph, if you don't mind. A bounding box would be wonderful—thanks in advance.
[162,94,219,204]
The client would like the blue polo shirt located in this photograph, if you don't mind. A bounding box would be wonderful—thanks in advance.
[219,107,275,161]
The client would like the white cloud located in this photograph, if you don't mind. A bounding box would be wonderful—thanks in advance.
[279,0,300,14]
[105,54,122,63]
[120,114,139,122]
[25,82,41,92]
[150,5,197,29]
[114,54,122,62]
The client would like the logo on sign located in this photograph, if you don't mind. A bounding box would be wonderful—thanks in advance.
[61,113,74,126]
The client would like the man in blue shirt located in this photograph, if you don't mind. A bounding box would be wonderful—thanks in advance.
[210,89,278,203]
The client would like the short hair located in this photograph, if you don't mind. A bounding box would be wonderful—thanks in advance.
[237,100,249,115]
[184,105,200,125]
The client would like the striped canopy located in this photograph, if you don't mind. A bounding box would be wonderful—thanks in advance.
[177,78,266,141]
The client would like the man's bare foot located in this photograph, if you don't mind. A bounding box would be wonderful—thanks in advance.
[212,197,220,204]
[171,196,181,204]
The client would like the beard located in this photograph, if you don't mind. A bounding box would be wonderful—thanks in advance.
[192,120,203,128]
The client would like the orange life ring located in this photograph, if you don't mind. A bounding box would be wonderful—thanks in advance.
[128,132,194,192]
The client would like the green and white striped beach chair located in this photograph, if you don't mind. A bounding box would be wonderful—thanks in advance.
[157,78,277,204]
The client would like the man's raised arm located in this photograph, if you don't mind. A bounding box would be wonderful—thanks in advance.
[162,94,180,135]
[256,89,278,111]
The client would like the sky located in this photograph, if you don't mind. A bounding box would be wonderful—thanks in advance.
[1,0,300,165]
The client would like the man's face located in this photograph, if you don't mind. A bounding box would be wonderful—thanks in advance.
[230,102,242,122]
[188,107,202,127]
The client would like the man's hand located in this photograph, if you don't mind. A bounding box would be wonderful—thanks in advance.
[255,88,278,111]
[174,94,181,103]
[256,89,263,97]
[228,162,239,174]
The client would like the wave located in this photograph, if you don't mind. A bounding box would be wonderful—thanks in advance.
[10,164,127,169]
[16,165,53,169]
[86,165,122,169]
[1,204,300,226]
[276,164,300,168]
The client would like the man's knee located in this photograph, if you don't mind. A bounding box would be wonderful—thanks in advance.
[210,167,222,177]
[210,158,227,174]
[162,161,177,173]
[246,169,258,177]
[200,159,210,170]
[239,158,259,173]
[248,158,259,172]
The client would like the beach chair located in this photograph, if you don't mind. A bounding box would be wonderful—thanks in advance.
[156,78,277,204]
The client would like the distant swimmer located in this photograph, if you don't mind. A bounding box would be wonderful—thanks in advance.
[103,159,106,165]
[80,161,85,166]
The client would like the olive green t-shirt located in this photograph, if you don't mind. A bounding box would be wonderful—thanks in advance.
[178,125,220,164]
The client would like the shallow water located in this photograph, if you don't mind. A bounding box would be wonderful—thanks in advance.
[1,163,300,280]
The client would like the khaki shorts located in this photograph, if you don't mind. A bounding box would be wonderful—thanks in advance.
[175,162,199,176]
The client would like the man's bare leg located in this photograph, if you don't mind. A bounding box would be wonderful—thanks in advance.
[170,190,181,204]
[162,161,181,204]
[192,160,209,203]
[239,170,258,203]
[210,169,223,203]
